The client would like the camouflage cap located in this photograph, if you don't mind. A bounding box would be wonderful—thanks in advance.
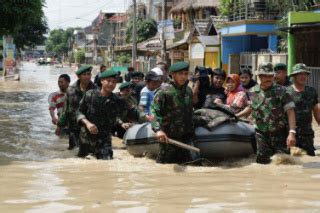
[169,61,189,73]
[76,65,92,75]
[256,62,274,75]
[274,63,287,72]
[119,81,132,90]
[290,63,310,76]
[99,69,118,79]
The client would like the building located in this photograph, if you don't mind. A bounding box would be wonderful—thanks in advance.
[219,0,281,73]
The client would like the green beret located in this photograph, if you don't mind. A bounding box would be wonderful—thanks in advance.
[119,82,132,90]
[76,65,92,75]
[290,63,310,76]
[169,61,189,73]
[131,71,144,78]
[99,69,118,79]
[274,63,287,72]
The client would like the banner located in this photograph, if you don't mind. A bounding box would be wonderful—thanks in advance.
[158,20,175,40]
[3,36,16,77]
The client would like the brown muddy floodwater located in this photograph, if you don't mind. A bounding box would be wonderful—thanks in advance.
[0,62,319,213]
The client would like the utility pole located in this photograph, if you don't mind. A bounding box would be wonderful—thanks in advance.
[161,0,167,63]
[132,0,137,67]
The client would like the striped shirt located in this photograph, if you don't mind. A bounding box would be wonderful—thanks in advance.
[139,86,154,115]
[48,91,66,117]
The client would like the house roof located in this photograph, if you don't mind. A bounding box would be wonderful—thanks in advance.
[167,31,191,49]
[197,36,220,46]
[170,0,219,13]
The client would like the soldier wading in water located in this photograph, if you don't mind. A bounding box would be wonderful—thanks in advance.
[287,63,320,156]
[242,62,296,164]
[58,65,96,150]
[152,61,197,164]
[76,70,131,159]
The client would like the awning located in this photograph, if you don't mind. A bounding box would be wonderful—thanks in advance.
[278,23,320,33]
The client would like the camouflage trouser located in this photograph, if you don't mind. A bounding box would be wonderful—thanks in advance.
[68,128,80,150]
[111,124,126,139]
[78,126,113,160]
[255,128,289,164]
[156,137,198,164]
[296,133,315,156]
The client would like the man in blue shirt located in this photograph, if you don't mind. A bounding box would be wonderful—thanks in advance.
[139,71,162,115]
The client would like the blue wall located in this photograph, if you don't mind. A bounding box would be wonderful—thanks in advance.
[220,23,277,35]
[221,35,277,64]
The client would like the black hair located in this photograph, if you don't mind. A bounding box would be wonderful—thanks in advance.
[239,68,253,78]
[100,64,106,69]
[59,74,71,83]
[211,68,226,79]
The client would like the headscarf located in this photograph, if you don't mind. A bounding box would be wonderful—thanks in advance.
[226,74,244,105]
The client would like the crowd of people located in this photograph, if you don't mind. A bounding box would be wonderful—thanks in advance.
[48,61,319,164]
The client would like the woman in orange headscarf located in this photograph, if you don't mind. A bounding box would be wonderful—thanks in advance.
[217,74,249,117]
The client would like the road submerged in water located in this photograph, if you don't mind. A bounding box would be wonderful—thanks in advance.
[0,62,319,212]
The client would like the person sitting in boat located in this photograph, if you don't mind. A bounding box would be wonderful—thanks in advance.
[152,61,197,164]
[239,68,256,91]
[214,74,249,117]
[76,70,132,160]
[194,68,227,109]
[139,71,163,116]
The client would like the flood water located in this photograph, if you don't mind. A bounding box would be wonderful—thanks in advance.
[0,62,320,212]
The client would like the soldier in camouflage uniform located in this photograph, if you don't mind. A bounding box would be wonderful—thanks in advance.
[58,65,96,150]
[274,63,292,87]
[287,63,320,156]
[151,61,196,164]
[244,62,296,164]
[112,81,147,138]
[76,70,132,159]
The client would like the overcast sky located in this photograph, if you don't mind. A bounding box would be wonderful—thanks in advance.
[44,0,129,30]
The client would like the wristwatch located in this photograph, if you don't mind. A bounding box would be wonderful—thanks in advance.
[289,129,296,134]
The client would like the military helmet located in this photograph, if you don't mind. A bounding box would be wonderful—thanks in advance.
[256,62,274,75]
[290,63,310,77]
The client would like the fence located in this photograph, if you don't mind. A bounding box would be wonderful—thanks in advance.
[307,67,320,102]
[229,52,288,74]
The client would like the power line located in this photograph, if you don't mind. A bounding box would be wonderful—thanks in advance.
[49,1,115,27]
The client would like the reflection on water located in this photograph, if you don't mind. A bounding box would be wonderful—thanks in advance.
[0,62,320,212]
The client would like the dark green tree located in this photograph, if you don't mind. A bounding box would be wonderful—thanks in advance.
[45,28,74,57]
[0,0,47,49]
[126,17,157,43]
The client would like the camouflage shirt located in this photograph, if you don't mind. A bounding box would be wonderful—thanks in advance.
[76,89,129,143]
[248,84,295,133]
[58,80,95,129]
[151,81,194,139]
[287,85,318,134]
[116,93,146,123]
